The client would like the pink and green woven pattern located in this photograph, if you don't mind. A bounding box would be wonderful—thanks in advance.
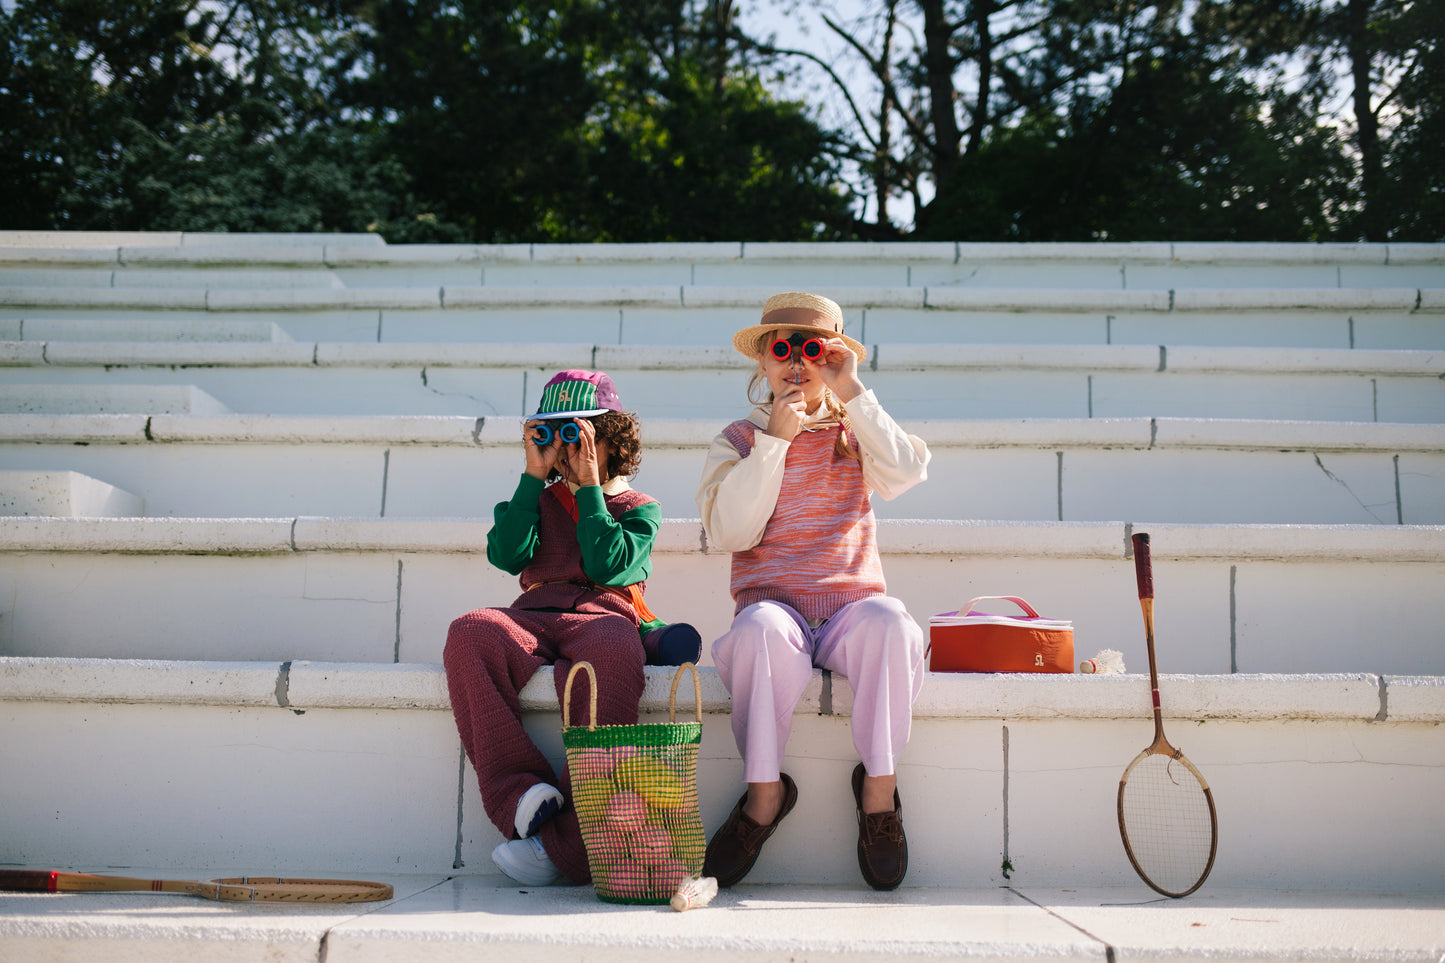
[563,662,705,904]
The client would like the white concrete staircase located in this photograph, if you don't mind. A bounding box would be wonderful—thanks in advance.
[2,235,1443,918]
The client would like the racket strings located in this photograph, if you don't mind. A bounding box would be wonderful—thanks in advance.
[1119,753,1215,896]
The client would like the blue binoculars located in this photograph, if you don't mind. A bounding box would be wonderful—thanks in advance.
[770,332,825,362]
[531,420,580,446]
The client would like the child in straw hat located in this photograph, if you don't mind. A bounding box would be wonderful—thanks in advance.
[696,293,932,891]
[444,369,700,887]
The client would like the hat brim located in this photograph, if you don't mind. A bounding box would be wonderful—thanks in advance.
[531,408,611,420]
[732,323,867,363]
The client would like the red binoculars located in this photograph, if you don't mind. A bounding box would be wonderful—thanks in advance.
[770,332,825,362]
[531,421,580,446]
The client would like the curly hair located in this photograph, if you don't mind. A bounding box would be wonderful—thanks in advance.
[546,410,643,482]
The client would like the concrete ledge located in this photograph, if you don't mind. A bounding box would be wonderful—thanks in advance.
[0,231,183,248]
[0,342,46,364]
[0,246,120,265]
[7,282,1441,312]
[147,413,488,445]
[1166,345,1445,375]
[2,516,1443,560]
[0,516,297,552]
[534,242,746,263]
[0,287,209,309]
[36,342,317,367]
[1385,675,1445,722]
[1170,242,1389,264]
[442,285,683,308]
[205,288,441,310]
[926,287,1170,311]
[5,234,1438,265]
[324,243,523,266]
[121,246,328,266]
[0,413,149,441]
[14,319,291,343]
[1172,288,1422,311]
[9,340,1444,377]
[8,413,1445,453]
[5,657,1438,723]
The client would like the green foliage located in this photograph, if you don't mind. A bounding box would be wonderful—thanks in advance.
[2,0,1438,240]
[579,67,853,241]
[1376,0,1445,238]
[920,47,1354,242]
[344,0,849,241]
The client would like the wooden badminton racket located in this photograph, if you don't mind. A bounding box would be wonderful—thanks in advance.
[0,869,392,903]
[1117,532,1218,898]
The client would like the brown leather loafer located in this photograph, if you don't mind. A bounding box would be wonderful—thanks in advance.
[703,773,798,888]
[852,763,907,890]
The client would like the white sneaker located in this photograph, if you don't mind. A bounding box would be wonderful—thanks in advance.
[514,783,564,838]
[492,836,561,886]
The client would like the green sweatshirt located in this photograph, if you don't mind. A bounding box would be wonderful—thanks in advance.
[486,473,660,587]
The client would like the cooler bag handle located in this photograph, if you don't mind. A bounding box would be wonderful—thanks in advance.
[957,596,1042,619]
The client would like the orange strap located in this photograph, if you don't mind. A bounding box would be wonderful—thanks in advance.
[549,484,658,624]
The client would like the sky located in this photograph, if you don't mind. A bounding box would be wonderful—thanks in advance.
[734,0,923,228]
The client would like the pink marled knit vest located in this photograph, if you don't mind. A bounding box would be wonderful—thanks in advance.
[724,420,885,621]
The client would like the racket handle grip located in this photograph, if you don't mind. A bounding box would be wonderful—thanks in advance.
[1132,532,1153,600]
[0,869,59,892]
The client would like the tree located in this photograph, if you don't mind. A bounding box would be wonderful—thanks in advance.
[345,0,851,241]
[745,0,1425,240]
[1379,0,1444,237]
[0,0,459,236]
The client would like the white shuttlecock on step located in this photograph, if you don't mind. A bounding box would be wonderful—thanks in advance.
[1078,648,1125,674]
[670,875,719,911]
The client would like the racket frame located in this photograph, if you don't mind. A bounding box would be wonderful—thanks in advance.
[1117,532,1219,898]
[0,869,393,903]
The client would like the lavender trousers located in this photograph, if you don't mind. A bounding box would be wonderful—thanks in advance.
[711,596,927,782]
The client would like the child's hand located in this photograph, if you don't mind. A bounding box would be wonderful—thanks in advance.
[563,418,603,487]
[807,337,865,403]
[767,381,808,441]
[523,419,560,479]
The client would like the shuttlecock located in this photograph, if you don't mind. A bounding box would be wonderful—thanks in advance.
[669,875,718,912]
[1078,648,1125,674]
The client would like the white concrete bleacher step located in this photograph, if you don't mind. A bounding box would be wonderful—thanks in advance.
[3,656,1442,896]
[3,284,1443,346]
[5,338,1444,425]
[0,470,143,517]
[3,515,1443,675]
[0,383,230,415]
[3,235,1444,288]
[2,237,1443,956]
[1,413,1441,525]
[1,318,292,342]
[3,881,1441,963]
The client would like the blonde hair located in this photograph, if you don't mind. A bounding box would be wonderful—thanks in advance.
[745,368,859,460]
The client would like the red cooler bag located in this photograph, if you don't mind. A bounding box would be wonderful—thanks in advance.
[928,596,1073,673]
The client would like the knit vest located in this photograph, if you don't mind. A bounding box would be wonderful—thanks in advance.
[514,483,656,614]
[724,419,886,621]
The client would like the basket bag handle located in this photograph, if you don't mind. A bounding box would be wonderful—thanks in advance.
[955,596,1042,618]
[563,661,703,729]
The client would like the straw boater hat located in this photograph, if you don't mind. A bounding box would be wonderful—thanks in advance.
[732,291,867,364]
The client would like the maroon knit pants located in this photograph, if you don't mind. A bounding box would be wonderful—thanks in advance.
[443,604,646,883]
